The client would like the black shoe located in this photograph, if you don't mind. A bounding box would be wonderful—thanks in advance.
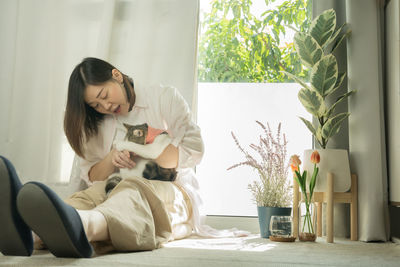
[0,156,33,256]
[17,182,93,258]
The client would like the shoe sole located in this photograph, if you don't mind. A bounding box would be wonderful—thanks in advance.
[17,183,92,258]
[0,157,32,256]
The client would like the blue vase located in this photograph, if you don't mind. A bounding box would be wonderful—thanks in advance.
[257,206,292,238]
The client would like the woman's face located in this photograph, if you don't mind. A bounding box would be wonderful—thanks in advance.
[83,70,130,115]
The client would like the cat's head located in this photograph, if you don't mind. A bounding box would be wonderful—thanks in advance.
[123,123,148,144]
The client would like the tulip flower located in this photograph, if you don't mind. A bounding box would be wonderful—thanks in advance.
[290,155,301,172]
[311,150,320,164]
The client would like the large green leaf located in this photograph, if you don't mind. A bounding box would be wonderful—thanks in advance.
[299,116,317,136]
[325,90,356,118]
[310,55,338,98]
[325,72,346,96]
[281,71,312,91]
[298,88,326,117]
[309,9,336,48]
[294,32,323,68]
[331,29,352,53]
[325,23,346,49]
[321,112,350,139]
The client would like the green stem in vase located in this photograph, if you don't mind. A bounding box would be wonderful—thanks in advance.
[302,202,315,234]
[307,211,314,233]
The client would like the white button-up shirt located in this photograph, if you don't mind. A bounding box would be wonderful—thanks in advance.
[79,80,204,185]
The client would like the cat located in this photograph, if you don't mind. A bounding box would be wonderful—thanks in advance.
[105,123,177,195]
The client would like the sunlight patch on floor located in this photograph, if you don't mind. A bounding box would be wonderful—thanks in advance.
[164,235,276,252]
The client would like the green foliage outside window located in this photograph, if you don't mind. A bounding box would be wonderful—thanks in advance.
[198,0,312,82]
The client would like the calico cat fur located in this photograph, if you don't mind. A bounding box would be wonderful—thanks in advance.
[105,123,177,195]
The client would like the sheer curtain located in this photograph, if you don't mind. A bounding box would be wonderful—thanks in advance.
[0,0,199,189]
[313,0,390,241]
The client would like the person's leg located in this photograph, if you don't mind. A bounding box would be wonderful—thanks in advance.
[0,156,33,256]
[150,180,193,240]
[63,181,110,243]
[0,155,109,258]
[17,182,93,258]
[31,180,110,250]
[93,176,173,252]
[64,181,108,210]
[32,210,110,249]
[76,209,109,242]
[67,178,192,245]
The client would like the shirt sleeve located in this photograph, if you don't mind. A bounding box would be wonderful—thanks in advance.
[78,116,115,186]
[78,136,104,187]
[159,85,204,170]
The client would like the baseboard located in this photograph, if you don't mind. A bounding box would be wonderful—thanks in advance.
[391,237,400,244]
[389,205,400,239]
[205,215,260,234]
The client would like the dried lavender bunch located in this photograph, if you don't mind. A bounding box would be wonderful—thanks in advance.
[228,121,292,207]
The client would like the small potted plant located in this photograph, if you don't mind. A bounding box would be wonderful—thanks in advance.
[283,9,355,192]
[228,121,292,238]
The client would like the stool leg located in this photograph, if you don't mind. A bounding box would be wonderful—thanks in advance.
[293,178,299,239]
[317,202,322,237]
[351,174,358,241]
[327,172,334,243]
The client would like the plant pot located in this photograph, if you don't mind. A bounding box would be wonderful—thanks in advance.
[303,149,351,192]
[257,206,291,238]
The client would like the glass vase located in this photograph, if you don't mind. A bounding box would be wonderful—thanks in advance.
[298,201,317,242]
[269,215,293,237]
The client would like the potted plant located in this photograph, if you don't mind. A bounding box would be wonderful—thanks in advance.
[228,121,292,238]
[283,9,355,192]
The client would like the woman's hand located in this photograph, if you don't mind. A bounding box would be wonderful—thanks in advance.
[110,148,136,169]
[88,148,136,182]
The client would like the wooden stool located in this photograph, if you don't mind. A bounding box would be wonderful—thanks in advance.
[292,173,358,243]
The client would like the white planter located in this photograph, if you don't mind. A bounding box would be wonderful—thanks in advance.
[303,149,351,192]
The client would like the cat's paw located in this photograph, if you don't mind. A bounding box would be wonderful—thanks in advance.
[105,174,123,195]
[114,140,125,151]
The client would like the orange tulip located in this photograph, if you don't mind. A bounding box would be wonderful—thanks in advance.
[311,150,320,164]
[290,164,299,172]
[290,155,301,172]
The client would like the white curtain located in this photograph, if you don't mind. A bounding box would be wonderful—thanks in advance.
[0,0,200,187]
[313,0,390,241]
[346,0,390,241]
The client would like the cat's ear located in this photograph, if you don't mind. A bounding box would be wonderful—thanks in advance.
[123,123,130,129]
[140,123,148,130]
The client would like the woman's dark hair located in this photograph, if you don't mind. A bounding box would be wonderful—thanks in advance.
[64,57,134,158]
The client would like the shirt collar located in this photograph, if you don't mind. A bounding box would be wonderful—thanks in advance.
[131,79,148,109]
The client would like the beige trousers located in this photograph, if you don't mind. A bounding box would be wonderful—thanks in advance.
[64,177,192,254]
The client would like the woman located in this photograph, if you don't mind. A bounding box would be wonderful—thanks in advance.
[0,57,204,258]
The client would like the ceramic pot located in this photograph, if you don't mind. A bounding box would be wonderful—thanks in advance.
[303,149,351,192]
[257,206,291,238]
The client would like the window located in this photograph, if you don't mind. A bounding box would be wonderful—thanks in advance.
[196,0,312,216]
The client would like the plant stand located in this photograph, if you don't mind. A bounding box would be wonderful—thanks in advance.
[292,172,358,243]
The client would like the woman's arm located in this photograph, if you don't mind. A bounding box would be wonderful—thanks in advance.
[115,138,178,169]
[88,148,135,182]
[88,151,115,182]
[159,86,204,169]
[155,144,179,168]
